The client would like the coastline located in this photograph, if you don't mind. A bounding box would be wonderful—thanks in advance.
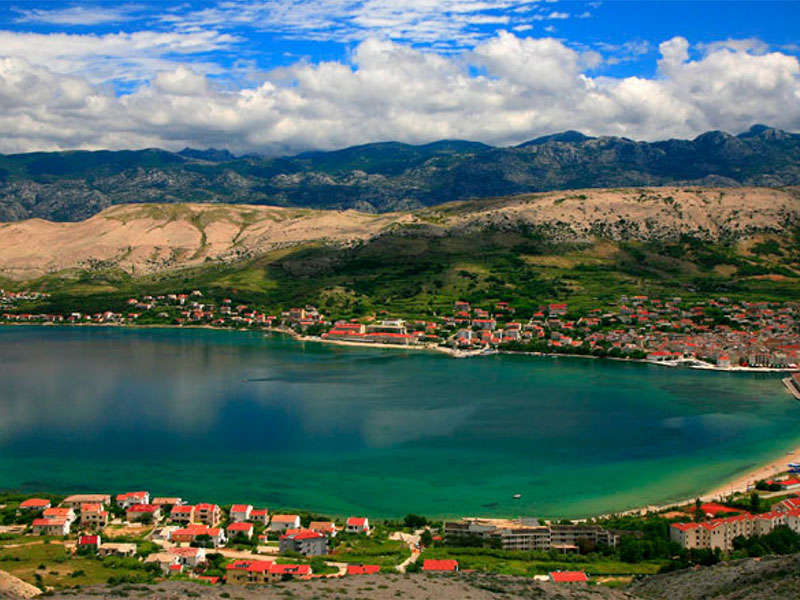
[2,322,797,373]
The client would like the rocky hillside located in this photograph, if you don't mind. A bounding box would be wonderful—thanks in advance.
[1,187,798,281]
[1,125,799,222]
[34,555,800,600]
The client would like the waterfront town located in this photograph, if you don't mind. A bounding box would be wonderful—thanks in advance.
[3,472,800,589]
[2,288,800,371]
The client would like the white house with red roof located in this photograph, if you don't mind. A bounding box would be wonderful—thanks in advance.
[309,521,337,537]
[229,504,253,522]
[168,546,206,568]
[19,498,50,511]
[279,529,328,556]
[77,535,101,551]
[269,514,300,532]
[116,491,150,508]
[170,524,226,547]
[250,508,269,524]
[227,522,254,540]
[170,504,195,524]
[81,503,109,529]
[195,503,221,526]
[43,507,76,525]
[226,560,311,584]
[345,517,369,534]
[32,517,71,536]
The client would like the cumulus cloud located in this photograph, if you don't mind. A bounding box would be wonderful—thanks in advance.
[0,32,798,154]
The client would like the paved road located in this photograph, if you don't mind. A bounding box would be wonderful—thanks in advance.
[390,531,422,573]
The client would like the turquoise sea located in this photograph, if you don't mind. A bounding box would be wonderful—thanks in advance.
[1,325,799,519]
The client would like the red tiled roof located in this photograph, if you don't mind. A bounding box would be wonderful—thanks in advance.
[422,559,458,571]
[346,517,367,527]
[19,498,50,508]
[227,522,254,532]
[550,571,588,583]
[78,535,99,545]
[347,565,381,575]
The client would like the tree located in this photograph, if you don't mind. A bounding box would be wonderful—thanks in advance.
[420,530,433,547]
[403,514,428,529]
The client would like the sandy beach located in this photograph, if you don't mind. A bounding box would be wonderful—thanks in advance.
[701,443,800,500]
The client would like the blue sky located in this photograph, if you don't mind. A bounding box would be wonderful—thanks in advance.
[0,1,797,153]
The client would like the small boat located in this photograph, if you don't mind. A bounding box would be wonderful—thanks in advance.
[512,494,521,499]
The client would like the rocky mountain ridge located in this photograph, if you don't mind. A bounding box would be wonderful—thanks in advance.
[0,125,798,222]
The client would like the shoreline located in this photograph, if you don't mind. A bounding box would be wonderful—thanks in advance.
[2,322,797,373]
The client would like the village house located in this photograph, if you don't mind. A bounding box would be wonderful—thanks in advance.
[226,560,311,584]
[309,521,337,537]
[77,535,101,553]
[61,494,111,509]
[170,524,226,547]
[422,559,459,572]
[80,503,109,529]
[19,498,51,511]
[346,517,370,534]
[347,564,381,575]
[250,508,270,524]
[116,491,150,508]
[145,552,182,574]
[98,543,137,557]
[195,503,221,526]
[170,504,196,524]
[550,571,588,583]
[126,504,161,523]
[32,517,70,536]
[279,529,328,556]
[168,546,206,568]
[230,504,253,522]
[227,522,254,540]
[269,514,301,532]
[151,497,183,508]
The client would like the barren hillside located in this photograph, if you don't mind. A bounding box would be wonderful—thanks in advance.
[1,187,798,281]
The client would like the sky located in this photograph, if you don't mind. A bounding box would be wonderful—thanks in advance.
[0,0,798,155]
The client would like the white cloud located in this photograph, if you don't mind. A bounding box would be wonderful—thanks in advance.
[13,4,145,26]
[0,32,797,154]
[0,29,239,84]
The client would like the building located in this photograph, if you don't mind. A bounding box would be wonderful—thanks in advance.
[346,517,369,534]
[670,509,800,551]
[227,522,254,540]
[422,559,458,572]
[279,529,328,556]
[170,505,196,524]
[43,507,76,525]
[225,560,311,584]
[77,535,101,552]
[230,504,253,522]
[61,494,111,509]
[251,509,270,524]
[195,503,221,526]
[549,571,588,583]
[32,518,70,536]
[776,497,800,512]
[168,546,206,568]
[19,498,51,511]
[443,518,620,552]
[152,497,183,508]
[170,524,226,547]
[126,504,161,523]
[346,565,381,575]
[98,543,137,557]
[116,491,150,508]
[269,514,301,532]
[80,503,109,529]
[309,521,337,537]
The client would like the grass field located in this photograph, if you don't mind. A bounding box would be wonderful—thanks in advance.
[9,227,800,323]
[419,546,665,577]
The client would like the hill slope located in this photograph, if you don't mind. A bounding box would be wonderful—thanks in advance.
[1,125,799,222]
[1,187,798,281]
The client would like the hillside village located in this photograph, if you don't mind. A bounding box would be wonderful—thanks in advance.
[2,288,799,371]
[3,476,800,593]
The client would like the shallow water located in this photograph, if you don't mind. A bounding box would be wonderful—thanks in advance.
[1,325,798,518]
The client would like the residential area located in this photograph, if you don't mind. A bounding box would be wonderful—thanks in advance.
[2,472,800,593]
[2,288,799,372]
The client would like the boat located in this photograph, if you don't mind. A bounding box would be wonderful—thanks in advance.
[512,494,521,499]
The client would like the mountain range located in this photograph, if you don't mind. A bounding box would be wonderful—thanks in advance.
[1,125,799,222]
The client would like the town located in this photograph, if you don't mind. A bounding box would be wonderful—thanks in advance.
[2,288,800,371]
[2,470,800,593]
